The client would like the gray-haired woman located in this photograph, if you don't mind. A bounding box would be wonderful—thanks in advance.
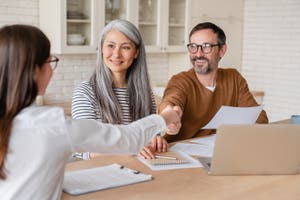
[72,20,174,159]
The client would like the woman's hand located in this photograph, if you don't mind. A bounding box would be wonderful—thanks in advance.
[139,135,169,159]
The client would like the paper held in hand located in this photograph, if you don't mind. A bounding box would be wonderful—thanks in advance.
[202,105,263,129]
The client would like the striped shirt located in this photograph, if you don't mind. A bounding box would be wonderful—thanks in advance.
[72,81,156,124]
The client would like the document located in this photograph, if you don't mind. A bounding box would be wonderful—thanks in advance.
[171,135,216,157]
[202,105,263,129]
[63,163,152,195]
[189,134,216,146]
[170,142,214,157]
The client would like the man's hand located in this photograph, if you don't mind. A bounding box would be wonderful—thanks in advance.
[159,105,182,134]
[165,106,182,135]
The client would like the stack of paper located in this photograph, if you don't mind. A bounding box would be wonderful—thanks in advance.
[63,163,152,195]
[170,134,216,157]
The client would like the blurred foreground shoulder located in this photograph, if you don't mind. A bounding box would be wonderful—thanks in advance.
[13,105,66,128]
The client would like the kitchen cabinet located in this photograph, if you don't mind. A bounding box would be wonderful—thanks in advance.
[39,0,102,54]
[39,0,136,54]
[133,0,192,53]
[39,0,191,54]
[104,0,135,24]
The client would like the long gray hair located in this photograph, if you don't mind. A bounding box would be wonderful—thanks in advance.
[90,19,153,123]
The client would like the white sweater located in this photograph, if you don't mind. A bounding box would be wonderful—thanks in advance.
[0,106,166,200]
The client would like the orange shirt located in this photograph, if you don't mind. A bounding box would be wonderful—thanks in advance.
[159,68,268,142]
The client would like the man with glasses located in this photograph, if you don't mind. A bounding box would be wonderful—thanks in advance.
[159,22,268,142]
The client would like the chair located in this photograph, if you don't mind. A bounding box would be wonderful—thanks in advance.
[251,90,265,105]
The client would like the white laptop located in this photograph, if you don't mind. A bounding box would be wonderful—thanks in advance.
[199,124,300,175]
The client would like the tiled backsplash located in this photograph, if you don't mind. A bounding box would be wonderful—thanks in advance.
[45,54,96,104]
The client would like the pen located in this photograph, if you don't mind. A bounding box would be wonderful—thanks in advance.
[154,155,177,160]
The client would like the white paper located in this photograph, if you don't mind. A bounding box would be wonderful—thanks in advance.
[171,142,214,157]
[189,134,216,146]
[202,105,263,129]
[63,163,152,195]
[137,151,202,171]
[170,135,216,158]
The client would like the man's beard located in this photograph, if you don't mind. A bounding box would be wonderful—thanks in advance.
[191,56,212,75]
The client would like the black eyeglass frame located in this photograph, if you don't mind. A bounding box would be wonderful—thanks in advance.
[46,55,59,70]
[187,43,222,54]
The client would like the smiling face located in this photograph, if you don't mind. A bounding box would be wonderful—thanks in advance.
[102,29,138,78]
[189,29,226,75]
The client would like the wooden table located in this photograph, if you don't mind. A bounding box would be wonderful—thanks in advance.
[62,154,300,200]
[271,118,290,124]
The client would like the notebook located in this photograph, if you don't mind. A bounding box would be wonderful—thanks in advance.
[199,124,300,175]
[63,163,152,195]
[144,151,189,165]
[138,151,202,170]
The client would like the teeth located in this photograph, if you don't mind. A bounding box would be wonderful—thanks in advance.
[195,59,206,63]
[111,60,122,64]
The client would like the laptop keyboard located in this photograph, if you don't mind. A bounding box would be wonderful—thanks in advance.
[198,157,212,170]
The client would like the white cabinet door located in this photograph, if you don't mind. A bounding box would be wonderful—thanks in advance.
[135,0,160,51]
[39,0,101,54]
[136,0,191,53]
[167,0,191,52]
[105,0,127,23]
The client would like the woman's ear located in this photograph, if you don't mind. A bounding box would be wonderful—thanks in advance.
[34,64,41,80]
[34,63,53,95]
[134,49,139,59]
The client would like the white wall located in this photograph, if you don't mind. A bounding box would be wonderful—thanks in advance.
[0,0,38,26]
[168,0,244,79]
[168,53,190,78]
[242,0,300,122]
[190,0,244,71]
[0,0,170,105]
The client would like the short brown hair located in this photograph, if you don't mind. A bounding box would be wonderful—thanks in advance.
[189,22,226,45]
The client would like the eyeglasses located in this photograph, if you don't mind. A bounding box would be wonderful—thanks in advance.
[46,55,59,70]
[187,43,221,54]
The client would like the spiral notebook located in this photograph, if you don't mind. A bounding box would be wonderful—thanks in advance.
[137,151,202,171]
[144,151,188,165]
[63,163,152,195]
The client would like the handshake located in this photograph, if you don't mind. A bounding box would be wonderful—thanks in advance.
[139,105,182,159]
[159,105,182,135]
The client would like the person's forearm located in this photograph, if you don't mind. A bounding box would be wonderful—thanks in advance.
[68,114,166,154]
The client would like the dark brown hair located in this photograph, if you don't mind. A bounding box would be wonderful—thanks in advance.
[189,22,226,45]
[0,24,50,179]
